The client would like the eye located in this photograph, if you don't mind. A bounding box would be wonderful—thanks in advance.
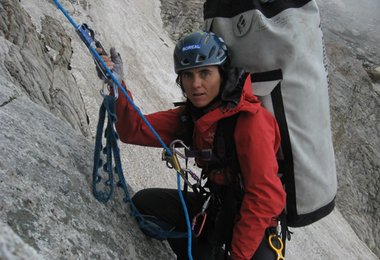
[181,72,193,79]
[200,69,211,78]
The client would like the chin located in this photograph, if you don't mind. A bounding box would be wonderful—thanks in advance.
[190,98,211,108]
[193,102,207,108]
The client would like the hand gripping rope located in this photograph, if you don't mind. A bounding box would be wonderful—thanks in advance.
[52,0,193,258]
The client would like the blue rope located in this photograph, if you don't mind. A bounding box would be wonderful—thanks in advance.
[53,0,193,257]
[177,175,193,260]
[53,0,171,156]
[93,96,188,239]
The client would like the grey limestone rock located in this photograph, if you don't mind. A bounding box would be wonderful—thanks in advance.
[0,221,42,260]
[0,76,174,259]
[0,0,90,137]
[0,0,379,259]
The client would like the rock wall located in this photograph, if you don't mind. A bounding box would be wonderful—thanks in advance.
[0,0,378,259]
[325,40,380,256]
[0,75,173,259]
[0,0,175,259]
[0,0,90,137]
[160,0,204,41]
[320,1,380,254]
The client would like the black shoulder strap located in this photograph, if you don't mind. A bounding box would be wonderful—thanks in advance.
[208,113,243,252]
[214,113,240,174]
[175,106,194,147]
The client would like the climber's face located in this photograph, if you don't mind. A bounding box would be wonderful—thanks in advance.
[181,66,222,108]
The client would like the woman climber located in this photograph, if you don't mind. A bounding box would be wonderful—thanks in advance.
[97,31,286,260]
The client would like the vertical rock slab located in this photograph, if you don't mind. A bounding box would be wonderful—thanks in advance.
[0,77,174,259]
[0,0,90,137]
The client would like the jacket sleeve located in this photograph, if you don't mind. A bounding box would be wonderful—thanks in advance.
[114,83,183,147]
[230,108,286,260]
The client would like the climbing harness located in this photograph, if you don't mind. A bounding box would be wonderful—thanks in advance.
[52,0,193,258]
[162,140,213,238]
[162,140,202,189]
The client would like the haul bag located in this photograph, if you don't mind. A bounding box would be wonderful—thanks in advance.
[204,0,337,227]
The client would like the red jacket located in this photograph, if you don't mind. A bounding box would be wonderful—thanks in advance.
[115,75,286,260]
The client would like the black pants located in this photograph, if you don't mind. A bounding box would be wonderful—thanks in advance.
[132,188,285,260]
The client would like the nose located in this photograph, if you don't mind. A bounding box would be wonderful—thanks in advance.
[191,74,202,89]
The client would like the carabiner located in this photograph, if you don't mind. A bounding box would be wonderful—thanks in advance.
[191,212,207,238]
[169,139,191,160]
[191,195,212,237]
[268,234,285,260]
[161,149,181,172]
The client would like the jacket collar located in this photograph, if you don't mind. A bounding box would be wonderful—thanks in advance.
[194,72,261,133]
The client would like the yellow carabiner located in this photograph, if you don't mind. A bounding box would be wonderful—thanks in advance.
[161,149,181,172]
[162,149,194,187]
[268,234,285,260]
